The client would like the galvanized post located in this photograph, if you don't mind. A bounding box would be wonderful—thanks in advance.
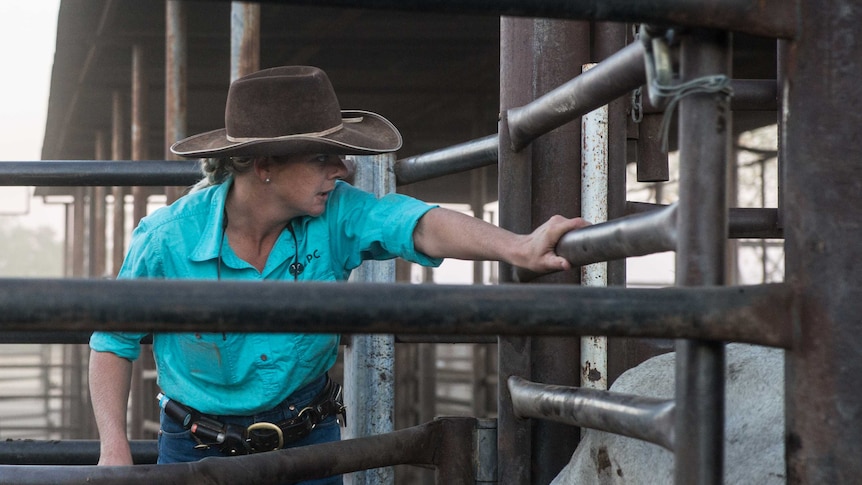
[344,153,397,485]
[164,0,187,204]
[783,0,862,482]
[580,62,609,392]
[230,2,260,82]
[674,29,731,485]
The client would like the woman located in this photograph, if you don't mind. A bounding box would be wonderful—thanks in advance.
[88,66,587,483]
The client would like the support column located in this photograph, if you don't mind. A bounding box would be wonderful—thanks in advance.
[164,0,187,204]
[230,2,260,82]
[674,29,731,485]
[131,45,149,226]
[783,0,862,482]
[498,17,588,485]
[344,153,397,485]
[111,91,126,276]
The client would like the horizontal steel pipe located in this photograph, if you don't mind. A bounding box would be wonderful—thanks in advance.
[625,202,783,239]
[507,41,646,151]
[0,332,496,345]
[0,440,157,465]
[246,0,795,38]
[0,278,793,347]
[508,376,675,450]
[642,79,778,113]
[517,203,678,281]
[0,161,201,187]
[3,418,472,484]
[395,134,497,186]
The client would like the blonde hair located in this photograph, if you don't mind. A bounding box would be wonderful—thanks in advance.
[189,156,257,193]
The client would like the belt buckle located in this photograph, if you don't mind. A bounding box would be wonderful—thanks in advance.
[246,421,284,452]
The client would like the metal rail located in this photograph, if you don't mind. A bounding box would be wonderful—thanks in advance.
[507,41,646,151]
[1,418,475,485]
[508,376,674,450]
[241,0,795,39]
[0,278,793,348]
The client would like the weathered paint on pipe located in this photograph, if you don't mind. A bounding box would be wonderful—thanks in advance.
[580,67,609,391]
[343,153,397,485]
[507,41,646,151]
[508,376,675,450]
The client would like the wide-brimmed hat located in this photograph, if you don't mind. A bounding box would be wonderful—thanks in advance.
[170,66,402,158]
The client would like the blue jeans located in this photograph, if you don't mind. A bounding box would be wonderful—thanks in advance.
[158,375,342,485]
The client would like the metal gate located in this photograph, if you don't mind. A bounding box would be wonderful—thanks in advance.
[0,0,858,484]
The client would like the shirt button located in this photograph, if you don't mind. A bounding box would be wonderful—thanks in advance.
[260,354,268,361]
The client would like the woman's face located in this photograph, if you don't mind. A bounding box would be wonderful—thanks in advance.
[267,153,349,217]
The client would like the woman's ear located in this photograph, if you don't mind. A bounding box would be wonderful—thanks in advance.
[253,156,272,183]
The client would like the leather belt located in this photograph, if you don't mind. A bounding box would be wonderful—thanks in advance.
[159,376,346,455]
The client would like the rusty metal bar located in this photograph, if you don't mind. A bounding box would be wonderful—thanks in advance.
[111,90,126,276]
[525,19,589,484]
[2,418,475,485]
[497,16,535,485]
[131,44,149,226]
[230,2,260,82]
[783,0,862,481]
[0,278,793,348]
[395,135,497,186]
[164,0,187,204]
[508,376,675,451]
[673,29,732,485]
[245,0,795,38]
[507,41,646,152]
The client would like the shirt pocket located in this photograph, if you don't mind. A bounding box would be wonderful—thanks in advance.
[175,333,243,387]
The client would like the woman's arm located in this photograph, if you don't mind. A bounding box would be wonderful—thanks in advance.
[413,207,589,274]
[89,349,135,466]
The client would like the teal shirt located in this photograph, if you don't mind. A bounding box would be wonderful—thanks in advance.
[90,178,440,415]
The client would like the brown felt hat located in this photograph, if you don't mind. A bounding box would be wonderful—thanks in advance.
[170,66,402,158]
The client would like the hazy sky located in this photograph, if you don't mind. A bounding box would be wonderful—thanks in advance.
[0,2,62,230]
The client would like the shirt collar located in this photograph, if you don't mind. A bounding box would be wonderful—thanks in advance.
[190,178,232,263]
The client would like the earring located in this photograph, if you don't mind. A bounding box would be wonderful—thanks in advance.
[265,178,271,184]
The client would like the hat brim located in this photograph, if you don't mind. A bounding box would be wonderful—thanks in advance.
[170,110,402,158]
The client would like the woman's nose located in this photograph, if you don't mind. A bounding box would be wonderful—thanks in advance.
[333,157,353,180]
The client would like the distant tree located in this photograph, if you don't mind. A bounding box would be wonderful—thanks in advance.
[0,222,63,277]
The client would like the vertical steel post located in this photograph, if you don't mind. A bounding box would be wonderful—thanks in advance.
[499,16,588,484]
[525,19,588,485]
[783,0,862,482]
[111,90,126,276]
[498,18,536,485]
[674,29,731,485]
[131,44,149,226]
[230,2,260,82]
[344,153,397,485]
[164,0,187,204]
[580,62,609,392]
